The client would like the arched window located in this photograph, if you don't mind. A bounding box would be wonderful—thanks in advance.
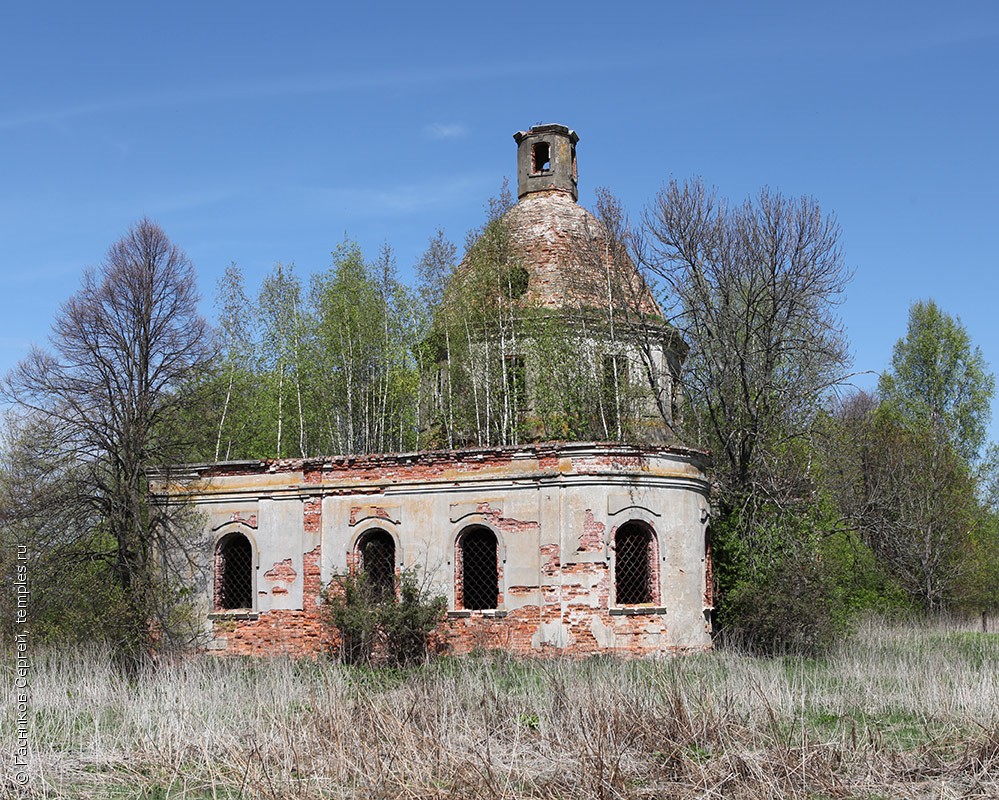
[357,529,396,598]
[457,526,498,610]
[614,522,658,605]
[216,532,253,610]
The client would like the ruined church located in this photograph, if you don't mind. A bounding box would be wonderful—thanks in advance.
[155,124,713,657]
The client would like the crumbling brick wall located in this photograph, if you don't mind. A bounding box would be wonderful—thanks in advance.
[163,442,711,659]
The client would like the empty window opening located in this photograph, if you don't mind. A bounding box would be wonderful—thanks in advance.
[216,533,253,610]
[358,529,396,598]
[532,141,551,173]
[615,522,657,605]
[571,144,578,182]
[502,264,529,299]
[459,526,498,610]
[601,354,627,435]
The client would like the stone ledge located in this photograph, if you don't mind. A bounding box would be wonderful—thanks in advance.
[209,611,260,621]
[609,606,667,616]
[447,609,508,619]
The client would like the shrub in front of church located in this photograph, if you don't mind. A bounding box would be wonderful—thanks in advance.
[320,569,446,666]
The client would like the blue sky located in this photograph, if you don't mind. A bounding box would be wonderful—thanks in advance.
[2,2,997,444]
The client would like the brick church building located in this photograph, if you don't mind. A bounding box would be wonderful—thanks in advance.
[154,125,713,657]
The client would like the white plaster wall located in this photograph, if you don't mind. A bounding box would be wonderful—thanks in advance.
[255,497,306,611]
[170,445,712,654]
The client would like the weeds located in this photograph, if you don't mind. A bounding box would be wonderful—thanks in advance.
[2,618,997,798]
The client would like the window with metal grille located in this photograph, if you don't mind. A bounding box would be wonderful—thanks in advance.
[358,529,396,598]
[217,533,253,610]
[614,523,657,605]
[458,526,498,610]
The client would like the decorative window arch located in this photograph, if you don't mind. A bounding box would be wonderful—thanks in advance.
[215,532,254,611]
[614,521,659,605]
[356,528,396,598]
[456,525,499,610]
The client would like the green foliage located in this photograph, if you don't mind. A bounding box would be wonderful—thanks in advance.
[864,300,996,611]
[954,510,999,612]
[418,189,656,447]
[640,179,858,649]
[821,378,997,613]
[257,262,307,458]
[879,299,994,462]
[321,568,446,666]
[182,241,423,461]
[502,264,530,299]
[816,525,913,616]
[307,241,419,455]
[712,499,867,655]
[722,552,847,656]
[188,183,667,458]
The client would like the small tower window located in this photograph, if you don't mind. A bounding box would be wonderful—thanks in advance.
[532,141,551,173]
[216,533,253,611]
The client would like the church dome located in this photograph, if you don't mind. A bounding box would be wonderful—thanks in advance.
[456,124,661,319]
[502,189,660,316]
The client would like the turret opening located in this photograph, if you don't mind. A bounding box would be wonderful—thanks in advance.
[532,142,551,173]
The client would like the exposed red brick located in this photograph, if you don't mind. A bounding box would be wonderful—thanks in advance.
[540,543,560,577]
[303,497,321,534]
[263,559,296,583]
[348,505,398,526]
[704,527,714,609]
[577,510,605,552]
[474,501,541,534]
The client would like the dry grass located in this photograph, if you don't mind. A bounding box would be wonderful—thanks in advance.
[3,618,998,799]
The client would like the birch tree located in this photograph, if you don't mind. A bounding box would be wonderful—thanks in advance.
[259,263,307,457]
[213,263,256,461]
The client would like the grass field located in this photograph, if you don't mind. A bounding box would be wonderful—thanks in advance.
[3,618,998,799]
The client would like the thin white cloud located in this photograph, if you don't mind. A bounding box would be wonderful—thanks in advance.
[300,173,490,217]
[0,101,118,131]
[0,61,563,133]
[425,123,468,140]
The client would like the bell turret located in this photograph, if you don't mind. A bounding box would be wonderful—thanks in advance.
[513,123,579,201]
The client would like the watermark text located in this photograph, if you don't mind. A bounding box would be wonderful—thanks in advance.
[12,544,29,786]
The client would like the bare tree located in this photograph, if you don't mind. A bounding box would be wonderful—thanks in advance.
[2,219,212,657]
[642,179,851,513]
